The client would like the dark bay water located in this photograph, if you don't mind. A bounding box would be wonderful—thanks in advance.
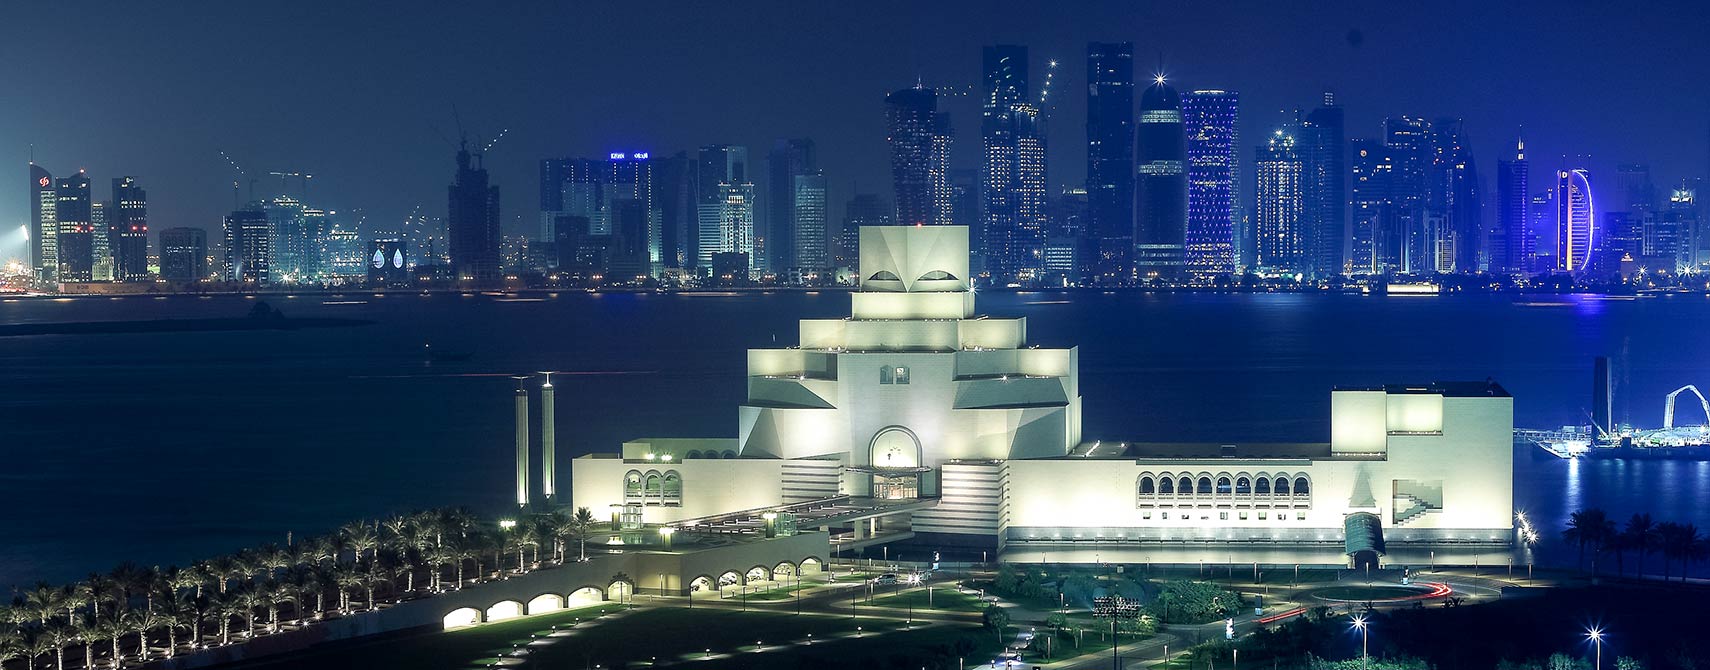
[3,290,1709,587]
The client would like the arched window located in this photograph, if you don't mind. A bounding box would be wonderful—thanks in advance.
[1255,478,1271,495]
[722,450,738,459]
[1215,477,1232,495]
[918,270,958,281]
[1196,477,1213,495]
[1159,478,1175,495]
[1294,477,1310,496]
[663,471,682,504]
[685,450,702,459]
[1138,476,1155,495]
[1177,477,1192,495]
[1275,478,1291,496]
[868,270,901,281]
[644,472,662,502]
[1235,477,1251,495]
[624,471,643,501]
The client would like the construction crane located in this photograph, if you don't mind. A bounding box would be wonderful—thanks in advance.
[266,171,314,199]
[219,151,259,208]
[1664,385,1710,429]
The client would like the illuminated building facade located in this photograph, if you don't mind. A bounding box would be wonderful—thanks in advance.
[159,227,206,283]
[1300,94,1345,278]
[112,177,149,282]
[29,163,57,281]
[1255,129,1304,274]
[885,87,952,228]
[981,45,1046,282]
[447,141,501,282]
[1134,79,1185,281]
[1556,168,1595,273]
[766,139,818,274]
[55,173,94,282]
[223,206,271,283]
[571,225,1515,562]
[1182,90,1238,278]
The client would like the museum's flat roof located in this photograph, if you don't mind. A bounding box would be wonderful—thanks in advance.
[1063,441,1336,460]
[1335,381,1510,398]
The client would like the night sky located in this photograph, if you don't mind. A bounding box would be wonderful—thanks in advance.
[2,0,1707,257]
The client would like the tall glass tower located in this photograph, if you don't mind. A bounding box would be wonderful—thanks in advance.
[1255,129,1304,274]
[1557,168,1595,273]
[1182,90,1238,278]
[1134,78,1186,281]
[1085,42,1134,285]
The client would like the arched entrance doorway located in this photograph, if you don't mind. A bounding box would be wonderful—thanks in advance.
[867,426,923,499]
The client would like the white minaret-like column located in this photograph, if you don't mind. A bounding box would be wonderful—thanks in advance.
[540,371,556,503]
[513,376,530,508]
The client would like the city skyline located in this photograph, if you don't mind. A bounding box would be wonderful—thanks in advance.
[1,1,1706,254]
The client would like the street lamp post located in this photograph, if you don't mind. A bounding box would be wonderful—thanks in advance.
[1351,615,1369,670]
[1587,628,1603,670]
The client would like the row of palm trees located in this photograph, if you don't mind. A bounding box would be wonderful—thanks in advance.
[0,506,601,670]
[1561,508,1708,580]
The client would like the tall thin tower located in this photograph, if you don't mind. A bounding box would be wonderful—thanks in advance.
[540,371,557,503]
[513,376,530,508]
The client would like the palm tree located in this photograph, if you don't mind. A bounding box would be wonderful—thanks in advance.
[1623,513,1657,579]
[340,523,379,565]
[1679,523,1707,581]
[545,509,572,563]
[74,614,99,670]
[213,592,243,646]
[23,583,63,626]
[96,611,130,670]
[154,590,195,658]
[359,562,389,611]
[42,619,73,670]
[132,606,169,662]
[204,556,240,595]
[571,507,597,562]
[334,566,362,614]
[1563,508,1611,573]
[0,627,23,670]
[26,630,54,670]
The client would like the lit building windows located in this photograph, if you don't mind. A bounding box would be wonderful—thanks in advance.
[880,366,910,385]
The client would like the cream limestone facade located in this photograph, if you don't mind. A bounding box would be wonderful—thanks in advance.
[570,226,1514,561]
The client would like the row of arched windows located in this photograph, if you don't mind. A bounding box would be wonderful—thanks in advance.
[1136,472,1311,506]
[682,450,739,459]
[624,469,683,506]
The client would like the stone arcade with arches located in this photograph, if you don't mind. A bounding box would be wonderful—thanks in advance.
[570,226,1516,566]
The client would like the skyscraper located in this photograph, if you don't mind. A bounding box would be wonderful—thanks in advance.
[89,202,110,281]
[224,206,271,283]
[1254,129,1304,274]
[1349,139,1396,275]
[695,145,752,269]
[980,45,1046,281]
[1425,119,1480,273]
[766,139,818,273]
[1384,116,1431,273]
[54,173,93,282]
[792,172,828,273]
[1300,93,1345,277]
[885,87,951,227]
[112,176,149,282]
[1494,137,1531,275]
[1085,42,1135,284]
[1557,168,1596,273]
[448,141,501,281]
[1134,77,1186,281]
[1182,89,1239,278]
[29,163,56,281]
[838,193,892,268]
[159,227,207,283]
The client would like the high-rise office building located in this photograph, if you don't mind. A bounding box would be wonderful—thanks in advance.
[1300,94,1345,277]
[1349,139,1395,275]
[1384,116,1431,273]
[981,45,1044,281]
[1666,185,1703,270]
[1254,129,1304,274]
[29,163,57,281]
[1085,42,1135,284]
[838,193,892,268]
[112,176,148,282]
[1134,78,1186,281]
[1530,190,1556,271]
[885,87,952,227]
[1615,163,1655,218]
[766,139,818,273]
[1426,119,1480,273]
[1182,90,1239,278]
[655,151,693,271]
[1494,138,1531,276]
[54,173,93,282]
[159,227,207,283]
[792,172,828,273]
[326,224,365,280]
[447,141,501,281]
[90,202,111,281]
[224,206,271,283]
[1556,168,1595,273]
[695,145,752,269]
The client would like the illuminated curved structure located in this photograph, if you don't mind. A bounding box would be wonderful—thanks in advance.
[1664,385,1710,429]
[1557,169,1595,273]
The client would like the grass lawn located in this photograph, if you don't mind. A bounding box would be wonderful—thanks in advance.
[237,606,910,670]
[868,586,987,612]
[698,622,1008,669]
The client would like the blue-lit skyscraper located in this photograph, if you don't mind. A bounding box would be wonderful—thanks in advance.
[1557,168,1595,273]
[1085,42,1134,285]
[1135,77,1185,281]
[1301,94,1345,277]
[1494,137,1530,276]
[1182,89,1238,278]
